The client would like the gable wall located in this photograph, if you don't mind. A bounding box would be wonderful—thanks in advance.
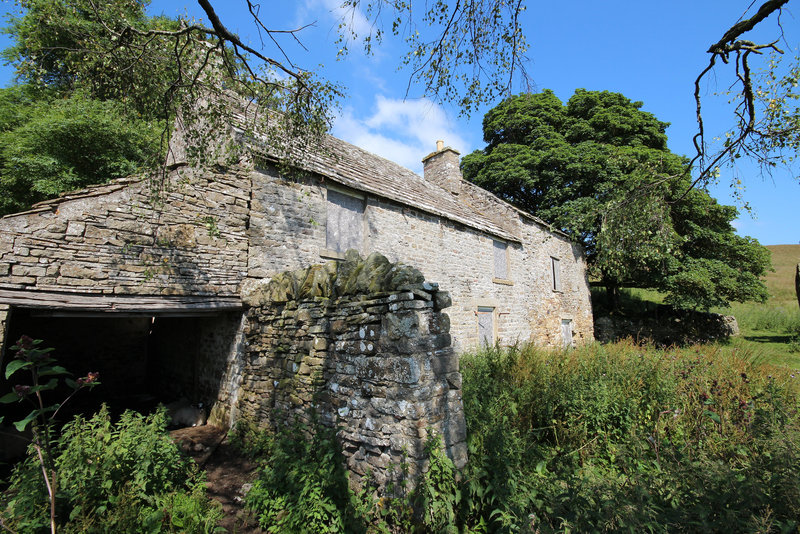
[0,168,251,298]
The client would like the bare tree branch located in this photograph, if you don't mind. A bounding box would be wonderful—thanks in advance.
[684,0,790,200]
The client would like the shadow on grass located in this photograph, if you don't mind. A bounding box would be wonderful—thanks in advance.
[744,334,795,344]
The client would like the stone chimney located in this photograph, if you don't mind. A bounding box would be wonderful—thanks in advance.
[422,140,462,194]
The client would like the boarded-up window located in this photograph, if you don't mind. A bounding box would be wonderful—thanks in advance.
[493,240,508,279]
[477,306,495,346]
[326,189,364,253]
[551,257,561,292]
[561,319,573,348]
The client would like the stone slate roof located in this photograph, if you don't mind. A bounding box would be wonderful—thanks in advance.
[264,134,522,243]
[9,122,561,244]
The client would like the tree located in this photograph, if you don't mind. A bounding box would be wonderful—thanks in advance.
[1,0,795,215]
[462,89,771,311]
[691,0,799,194]
[0,85,161,216]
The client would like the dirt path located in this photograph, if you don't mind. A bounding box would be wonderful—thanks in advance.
[170,426,264,533]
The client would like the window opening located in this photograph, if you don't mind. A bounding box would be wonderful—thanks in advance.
[551,257,561,292]
[493,240,508,280]
[477,306,495,346]
[326,189,365,253]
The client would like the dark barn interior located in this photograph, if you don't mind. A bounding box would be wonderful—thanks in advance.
[1,307,244,427]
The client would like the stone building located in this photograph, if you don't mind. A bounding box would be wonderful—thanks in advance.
[0,131,592,478]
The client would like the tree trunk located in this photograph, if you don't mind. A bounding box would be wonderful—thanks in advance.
[605,281,621,312]
[795,263,799,310]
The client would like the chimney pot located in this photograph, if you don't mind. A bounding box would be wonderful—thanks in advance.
[436,140,444,151]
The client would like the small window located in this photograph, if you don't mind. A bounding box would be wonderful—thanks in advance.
[551,257,561,292]
[326,189,364,253]
[561,318,573,348]
[493,240,508,280]
[477,307,495,346]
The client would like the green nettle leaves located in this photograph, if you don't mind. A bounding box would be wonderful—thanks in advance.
[462,89,771,311]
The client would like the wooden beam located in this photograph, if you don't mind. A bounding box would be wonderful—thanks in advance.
[0,288,242,314]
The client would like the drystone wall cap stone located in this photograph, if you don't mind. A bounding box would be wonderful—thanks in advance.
[268,271,297,302]
[433,291,452,311]
[297,264,333,299]
[388,264,425,289]
[357,251,393,294]
[240,278,272,307]
[333,250,363,296]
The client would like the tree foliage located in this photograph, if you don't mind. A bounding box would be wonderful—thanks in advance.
[0,85,161,215]
[0,0,532,213]
[462,89,771,311]
[340,0,529,115]
[692,0,799,193]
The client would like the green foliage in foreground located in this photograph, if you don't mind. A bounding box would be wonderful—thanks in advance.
[0,406,223,533]
[233,341,800,533]
[460,343,800,533]
[235,416,459,534]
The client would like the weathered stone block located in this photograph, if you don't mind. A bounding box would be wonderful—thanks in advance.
[11,264,46,277]
[383,311,420,340]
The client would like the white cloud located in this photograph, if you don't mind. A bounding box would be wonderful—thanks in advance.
[304,0,372,40]
[333,96,469,174]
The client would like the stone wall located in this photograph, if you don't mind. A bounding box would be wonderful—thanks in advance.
[594,310,740,346]
[0,168,250,297]
[246,164,594,351]
[237,251,467,488]
[0,155,593,353]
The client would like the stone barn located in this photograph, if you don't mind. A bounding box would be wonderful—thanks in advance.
[0,132,593,481]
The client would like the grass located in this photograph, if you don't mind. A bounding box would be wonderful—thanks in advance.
[593,244,800,367]
[715,245,800,367]
[459,342,800,532]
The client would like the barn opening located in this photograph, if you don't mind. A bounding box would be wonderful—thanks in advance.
[0,292,244,427]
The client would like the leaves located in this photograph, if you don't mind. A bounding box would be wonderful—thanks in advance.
[13,409,38,432]
[4,358,33,379]
[463,89,771,310]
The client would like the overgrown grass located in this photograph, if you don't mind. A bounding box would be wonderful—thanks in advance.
[230,342,800,533]
[459,342,800,533]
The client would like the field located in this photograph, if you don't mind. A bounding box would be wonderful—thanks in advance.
[715,244,800,367]
[602,244,800,367]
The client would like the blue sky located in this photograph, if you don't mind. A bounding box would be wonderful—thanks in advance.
[1,0,798,245]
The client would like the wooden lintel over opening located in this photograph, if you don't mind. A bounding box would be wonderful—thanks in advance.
[0,288,242,316]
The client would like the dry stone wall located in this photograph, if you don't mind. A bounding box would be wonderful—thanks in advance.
[238,251,467,488]
[594,310,740,346]
[0,168,250,297]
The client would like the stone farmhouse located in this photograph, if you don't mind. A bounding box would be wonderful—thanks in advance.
[0,131,593,440]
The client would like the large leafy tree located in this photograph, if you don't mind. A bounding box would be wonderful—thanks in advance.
[0,85,161,215]
[462,89,771,311]
[0,0,530,213]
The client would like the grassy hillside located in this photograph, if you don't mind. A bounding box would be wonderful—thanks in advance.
[711,244,800,367]
[595,245,800,366]
[764,244,800,305]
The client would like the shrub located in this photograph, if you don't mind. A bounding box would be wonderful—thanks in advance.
[0,406,223,533]
[244,419,373,534]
